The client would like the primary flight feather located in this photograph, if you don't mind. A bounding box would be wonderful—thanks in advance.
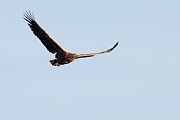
[23,10,118,66]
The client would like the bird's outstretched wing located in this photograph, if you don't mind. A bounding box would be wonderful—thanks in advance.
[76,42,118,59]
[23,10,64,54]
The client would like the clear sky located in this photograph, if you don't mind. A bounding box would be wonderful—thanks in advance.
[0,0,180,120]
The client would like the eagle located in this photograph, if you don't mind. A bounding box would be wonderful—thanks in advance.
[23,11,118,66]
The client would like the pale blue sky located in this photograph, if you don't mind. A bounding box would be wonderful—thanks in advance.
[0,0,180,120]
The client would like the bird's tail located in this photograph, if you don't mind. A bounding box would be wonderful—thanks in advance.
[76,42,118,59]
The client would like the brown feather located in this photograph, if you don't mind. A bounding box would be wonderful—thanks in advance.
[76,42,118,59]
[23,11,64,54]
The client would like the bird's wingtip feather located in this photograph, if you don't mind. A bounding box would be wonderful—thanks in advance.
[111,42,119,50]
[23,10,35,23]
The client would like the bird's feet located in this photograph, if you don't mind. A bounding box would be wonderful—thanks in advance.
[49,59,61,66]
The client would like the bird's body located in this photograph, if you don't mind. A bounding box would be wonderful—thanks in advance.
[23,11,118,66]
[50,52,77,66]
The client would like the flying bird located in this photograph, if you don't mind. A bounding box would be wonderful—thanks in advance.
[23,11,118,66]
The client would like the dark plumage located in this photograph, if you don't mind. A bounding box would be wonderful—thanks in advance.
[23,11,118,66]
